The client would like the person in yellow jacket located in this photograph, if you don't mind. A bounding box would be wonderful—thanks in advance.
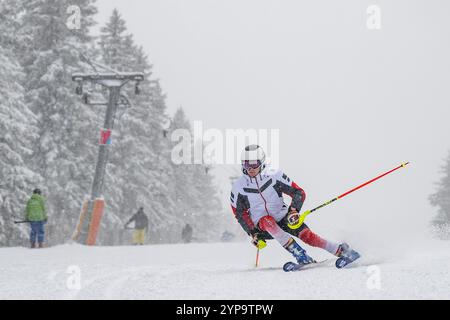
[25,189,48,248]
[124,207,149,245]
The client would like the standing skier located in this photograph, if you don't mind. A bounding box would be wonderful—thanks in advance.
[125,207,149,245]
[25,188,48,248]
[230,145,360,269]
[181,223,193,243]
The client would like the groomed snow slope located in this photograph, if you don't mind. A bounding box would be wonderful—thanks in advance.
[0,240,449,300]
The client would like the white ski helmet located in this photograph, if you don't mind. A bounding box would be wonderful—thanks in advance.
[241,144,266,175]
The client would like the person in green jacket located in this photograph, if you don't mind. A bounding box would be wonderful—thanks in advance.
[25,188,48,248]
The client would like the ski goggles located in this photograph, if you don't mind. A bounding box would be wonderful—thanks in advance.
[242,160,262,170]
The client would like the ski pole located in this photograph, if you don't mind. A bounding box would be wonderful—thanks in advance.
[14,220,31,224]
[288,162,410,229]
[255,248,260,268]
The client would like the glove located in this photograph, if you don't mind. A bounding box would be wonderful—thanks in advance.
[250,230,267,249]
[287,207,301,229]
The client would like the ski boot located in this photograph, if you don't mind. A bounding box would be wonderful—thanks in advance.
[283,239,315,271]
[335,243,360,268]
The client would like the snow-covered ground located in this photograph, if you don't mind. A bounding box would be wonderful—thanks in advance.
[0,240,449,300]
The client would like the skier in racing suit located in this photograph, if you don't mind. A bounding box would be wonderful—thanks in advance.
[230,145,360,268]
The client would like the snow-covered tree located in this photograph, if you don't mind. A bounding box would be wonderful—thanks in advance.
[19,0,99,245]
[166,108,199,240]
[0,0,44,246]
[168,107,228,242]
[429,151,450,239]
[98,9,135,71]
[98,10,179,244]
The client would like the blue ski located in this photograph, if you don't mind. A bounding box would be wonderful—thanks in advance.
[335,251,361,268]
[283,259,329,272]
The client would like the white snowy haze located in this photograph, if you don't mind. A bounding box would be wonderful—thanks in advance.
[95,0,450,258]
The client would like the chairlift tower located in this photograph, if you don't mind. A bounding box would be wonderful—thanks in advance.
[71,58,144,245]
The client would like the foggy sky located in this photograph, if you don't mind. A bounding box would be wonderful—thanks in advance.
[95,0,450,247]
